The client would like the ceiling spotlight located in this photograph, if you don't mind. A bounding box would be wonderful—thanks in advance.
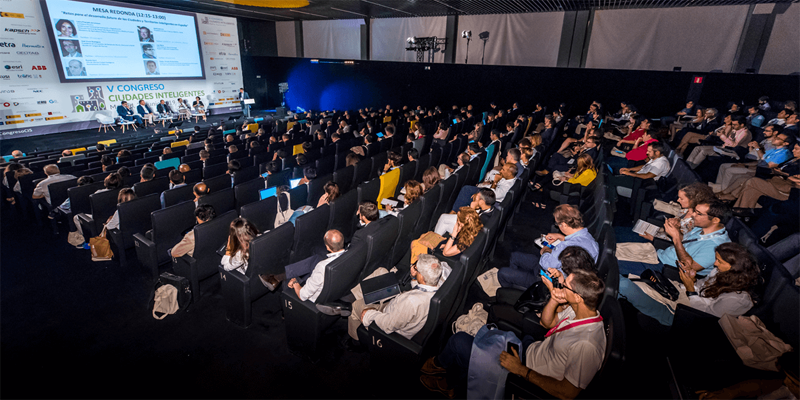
[461,30,471,39]
[406,37,416,44]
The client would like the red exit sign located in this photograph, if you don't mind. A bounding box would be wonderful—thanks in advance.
[694,76,704,84]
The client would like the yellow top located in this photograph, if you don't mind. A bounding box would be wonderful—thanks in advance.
[567,168,597,186]
[376,168,400,209]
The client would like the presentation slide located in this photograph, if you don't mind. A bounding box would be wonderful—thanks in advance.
[40,0,205,82]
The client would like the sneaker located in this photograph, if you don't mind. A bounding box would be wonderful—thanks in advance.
[708,183,722,193]
[315,303,352,317]
[420,375,455,399]
[421,357,446,375]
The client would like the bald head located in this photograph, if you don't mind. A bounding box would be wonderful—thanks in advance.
[11,150,23,158]
[44,164,60,176]
[193,182,209,198]
[324,229,344,252]
[179,164,191,173]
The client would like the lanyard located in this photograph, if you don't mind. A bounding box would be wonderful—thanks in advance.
[545,315,603,337]
[682,229,726,244]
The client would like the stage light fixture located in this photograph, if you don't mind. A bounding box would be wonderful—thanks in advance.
[461,30,471,39]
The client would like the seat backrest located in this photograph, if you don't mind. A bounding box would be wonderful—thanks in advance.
[88,187,125,234]
[357,178,380,204]
[414,153,432,182]
[47,178,78,211]
[390,200,423,267]
[327,188,359,241]
[308,174,332,206]
[480,208,502,255]
[288,184,308,209]
[232,166,259,186]
[183,169,202,184]
[428,147,442,169]
[67,181,106,216]
[432,175,458,223]
[248,222,294,276]
[353,159,372,187]
[414,185,441,238]
[411,261,466,347]
[150,201,197,266]
[465,157,483,186]
[234,178,264,210]
[315,242,368,304]
[370,152,388,180]
[396,161,417,197]
[361,215,400,280]
[116,193,162,249]
[202,162,228,179]
[332,165,355,194]
[132,177,170,197]
[582,296,626,398]
[162,184,194,208]
[239,196,277,232]
[290,204,331,263]
[192,209,238,277]
[204,174,232,193]
[198,187,235,214]
[266,169,291,188]
[315,156,335,177]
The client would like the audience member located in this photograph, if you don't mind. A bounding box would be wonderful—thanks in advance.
[169,204,215,258]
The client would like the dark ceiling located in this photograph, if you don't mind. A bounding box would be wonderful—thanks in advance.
[118,0,797,21]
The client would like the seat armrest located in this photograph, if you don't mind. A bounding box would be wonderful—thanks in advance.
[77,213,95,237]
[217,265,248,285]
[366,324,423,355]
[505,373,552,399]
[133,232,158,278]
[496,287,525,306]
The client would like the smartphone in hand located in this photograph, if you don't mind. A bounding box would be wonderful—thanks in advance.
[507,342,519,356]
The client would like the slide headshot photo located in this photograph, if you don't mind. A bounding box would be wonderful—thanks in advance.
[66,59,87,76]
[142,44,156,59]
[144,60,159,75]
[138,26,154,42]
[59,39,82,57]
[55,19,77,37]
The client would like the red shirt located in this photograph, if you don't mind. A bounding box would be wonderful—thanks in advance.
[622,128,645,142]
[626,138,658,161]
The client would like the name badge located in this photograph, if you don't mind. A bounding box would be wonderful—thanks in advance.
[567,159,575,164]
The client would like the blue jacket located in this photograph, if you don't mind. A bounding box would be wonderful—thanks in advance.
[137,104,153,115]
[117,105,132,117]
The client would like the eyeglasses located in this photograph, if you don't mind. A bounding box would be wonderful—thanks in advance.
[553,280,580,296]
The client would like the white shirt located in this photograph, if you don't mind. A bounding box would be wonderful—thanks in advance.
[221,252,248,275]
[638,156,670,181]
[478,177,515,202]
[525,306,606,389]
[684,268,754,318]
[299,250,345,302]
[362,283,438,340]
[105,210,120,231]
[33,173,76,204]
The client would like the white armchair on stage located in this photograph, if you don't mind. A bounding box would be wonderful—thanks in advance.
[96,113,117,133]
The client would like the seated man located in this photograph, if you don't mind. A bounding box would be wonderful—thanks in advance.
[421,268,606,399]
[438,153,469,180]
[117,101,143,126]
[160,170,187,208]
[136,100,156,126]
[618,200,731,277]
[193,182,209,207]
[612,141,670,198]
[156,99,173,117]
[486,148,524,181]
[435,188,495,236]
[451,163,517,211]
[348,254,446,341]
[168,204,215,258]
[499,204,599,290]
[286,230,346,302]
[32,164,77,208]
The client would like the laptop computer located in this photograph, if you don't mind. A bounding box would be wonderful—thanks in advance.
[361,273,403,305]
[259,186,277,200]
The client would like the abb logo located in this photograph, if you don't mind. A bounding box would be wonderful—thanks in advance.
[31,65,46,70]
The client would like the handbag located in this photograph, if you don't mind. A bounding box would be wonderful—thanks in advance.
[631,269,679,301]
[151,272,192,319]
[513,281,551,314]
[89,227,114,262]
[274,191,294,228]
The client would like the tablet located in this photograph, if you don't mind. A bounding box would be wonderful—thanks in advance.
[260,187,277,200]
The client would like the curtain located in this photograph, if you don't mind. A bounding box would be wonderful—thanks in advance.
[303,19,363,60]
[276,21,296,58]
[759,3,800,75]
[586,6,748,72]
[455,13,563,67]
[371,16,447,63]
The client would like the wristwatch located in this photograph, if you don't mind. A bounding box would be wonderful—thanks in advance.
[685,291,698,297]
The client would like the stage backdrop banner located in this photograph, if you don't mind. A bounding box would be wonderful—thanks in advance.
[371,16,447,63]
[303,19,362,60]
[455,13,563,67]
[759,3,800,75]
[0,2,243,139]
[275,21,296,58]
[586,6,748,72]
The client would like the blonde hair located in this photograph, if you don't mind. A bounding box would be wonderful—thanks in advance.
[456,207,483,251]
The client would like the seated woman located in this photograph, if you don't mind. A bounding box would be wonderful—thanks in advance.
[618,242,760,326]
[105,188,136,232]
[316,181,340,207]
[531,153,596,209]
[381,180,422,218]
[422,166,441,193]
[435,207,483,264]
[669,107,704,142]
[221,217,259,275]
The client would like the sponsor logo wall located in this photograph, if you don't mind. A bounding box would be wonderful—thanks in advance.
[0,2,243,139]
